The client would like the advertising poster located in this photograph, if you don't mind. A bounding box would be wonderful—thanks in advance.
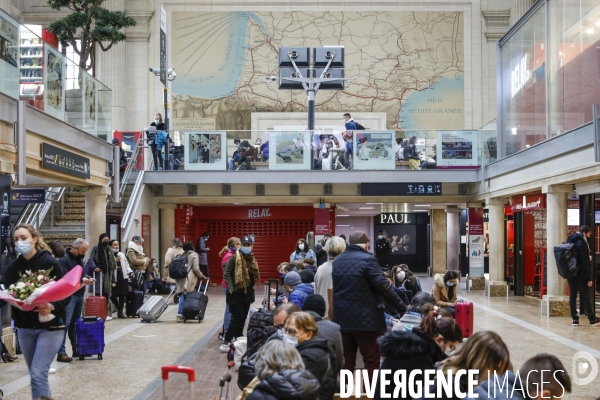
[436,130,478,169]
[184,131,226,170]
[353,131,395,170]
[82,73,98,131]
[314,208,330,235]
[268,131,311,170]
[468,208,485,278]
[0,10,19,99]
[374,213,417,259]
[43,45,65,119]
[312,131,346,170]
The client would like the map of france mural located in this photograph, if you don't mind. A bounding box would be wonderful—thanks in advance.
[171,11,464,132]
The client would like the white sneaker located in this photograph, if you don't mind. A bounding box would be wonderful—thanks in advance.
[106,316,113,321]
[176,314,183,322]
[219,343,230,353]
[48,368,57,374]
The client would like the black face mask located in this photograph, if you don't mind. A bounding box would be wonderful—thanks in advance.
[102,241,109,247]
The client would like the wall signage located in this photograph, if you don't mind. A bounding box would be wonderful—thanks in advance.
[483,208,489,222]
[10,188,45,205]
[468,208,485,278]
[41,143,90,179]
[511,54,529,98]
[248,208,272,218]
[159,5,167,86]
[378,213,416,225]
[511,193,546,212]
[361,183,442,196]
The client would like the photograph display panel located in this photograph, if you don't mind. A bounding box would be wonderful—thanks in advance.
[268,131,312,170]
[436,130,478,168]
[43,45,65,119]
[0,10,19,99]
[184,131,226,170]
[353,131,395,170]
[82,73,98,131]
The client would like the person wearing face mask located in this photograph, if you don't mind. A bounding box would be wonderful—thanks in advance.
[176,242,206,322]
[0,224,69,399]
[55,238,94,363]
[284,271,314,308]
[392,265,422,300]
[217,237,241,345]
[290,238,316,262]
[374,230,391,270]
[125,236,150,295]
[109,240,132,319]
[223,236,260,349]
[86,233,117,320]
[283,311,338,400]
[149,113,167,170]
[432,270,459,317]
[418,313,463,359]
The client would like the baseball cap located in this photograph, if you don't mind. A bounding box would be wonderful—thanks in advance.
[241,236,253,245]
[349,231,369,245]
[112,138,120,145]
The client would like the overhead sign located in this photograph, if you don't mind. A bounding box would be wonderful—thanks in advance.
[378,213,416,225]
[160,5,167,86]
[483,208,489,222]
[361,182,442,196]
[41,143,90,179]
[10,188,45,205]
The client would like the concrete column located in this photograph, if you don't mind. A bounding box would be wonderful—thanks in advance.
[85,187,109,258]
[486,198,509,296]
[446,211,460,271]
[542,185,570,316]
[159,204,177,267]
[431,209,447,275]
[95,0,127,131]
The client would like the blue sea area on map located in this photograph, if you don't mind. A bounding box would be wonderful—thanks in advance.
[398,75,464,129]
[174,12,269,99]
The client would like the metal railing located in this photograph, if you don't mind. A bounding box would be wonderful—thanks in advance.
[15,187,65,229]
[120,134,149,199]
[121,170,146,241]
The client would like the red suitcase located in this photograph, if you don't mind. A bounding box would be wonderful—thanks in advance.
[85,271,107,320]
[454,300,473,338]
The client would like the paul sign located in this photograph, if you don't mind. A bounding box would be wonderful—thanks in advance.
[379,213,415,224]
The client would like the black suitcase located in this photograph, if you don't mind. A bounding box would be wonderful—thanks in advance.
[247,279,278,351]
[126,290,144,317]
[182,278,209,323]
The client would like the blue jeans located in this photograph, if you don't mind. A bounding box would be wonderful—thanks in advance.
[18,328,64,399]
[222,287,231,336]
[58,294,84,355]
[178,293,186,315]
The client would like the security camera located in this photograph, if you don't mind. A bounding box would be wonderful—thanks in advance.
[168,68,177,80]
[482,202,486,207]
[325,51,334,59]
[149,67,160,76]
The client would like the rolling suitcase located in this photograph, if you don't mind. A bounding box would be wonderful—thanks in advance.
[182,278,209,323]
[247,279,278,351]
[126,290,144,317]
[85,271,107,320]
[138,288,176,323]
[454,300,474,338]
[161,365,195,400]
[75,316,105,360]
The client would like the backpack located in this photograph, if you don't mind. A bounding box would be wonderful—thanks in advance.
[155,130,168,146]
[553,243,578,279]
[354,122,366,130]
[168,254,191,279]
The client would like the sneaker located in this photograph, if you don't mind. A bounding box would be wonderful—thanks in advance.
[219,342,230,353]
[176,314,183,322]
[57,354,73,363]
[590,318,600,327]
[106,316,113,321]
[48,368,57,374]
[572,319,579,326]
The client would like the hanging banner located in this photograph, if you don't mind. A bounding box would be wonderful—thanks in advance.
[314,208,330,235]
[468,207,485,278]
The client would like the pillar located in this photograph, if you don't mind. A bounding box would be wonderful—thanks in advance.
[446,210,460,271]
[431,209,447,275]
[487,198,509,296]
[85,187,109,258]
[542,185,570,316]
[159,204,177,267]
[95,0,127,131]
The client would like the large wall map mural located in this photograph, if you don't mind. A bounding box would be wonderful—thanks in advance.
[171,11,464,132]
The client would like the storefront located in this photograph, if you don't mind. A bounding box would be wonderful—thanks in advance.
[505,193,547,296]
[174,205,334,281]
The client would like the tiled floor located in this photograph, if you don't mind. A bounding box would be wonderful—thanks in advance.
[1,278,599,399]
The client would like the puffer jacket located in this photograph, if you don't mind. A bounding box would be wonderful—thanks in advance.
[432,273,456,307]
[246,369,320,400]
[375,329,444,400]
[289,283,314,308]
[332,245,406,332]
[296,339,336,400]
[567,232,592,281]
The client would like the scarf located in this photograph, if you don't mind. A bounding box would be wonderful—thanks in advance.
[234,250,260,293]
[128,241,145,256]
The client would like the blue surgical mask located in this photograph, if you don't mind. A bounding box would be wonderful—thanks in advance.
[446,281,455,287]
[15,239,33,256]
[279,273,285,280]
[378,235,384,240]
[240,247,252,255]
[283,334,298,346]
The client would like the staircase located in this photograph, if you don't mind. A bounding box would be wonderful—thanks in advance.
[40,191,86,245]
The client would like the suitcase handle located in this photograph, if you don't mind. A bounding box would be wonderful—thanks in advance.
[264,279,279,310]
[93,271,102,297]
[162,365,195,400]
[198,278,210,295]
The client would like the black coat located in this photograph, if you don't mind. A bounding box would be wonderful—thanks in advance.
[567,233,592,281]
[375,238,391,266]
[0,250,68,329]
[376,329,445,400]
[59,249,86,296]
[332,245,406,332]
[247,369,320,400]
[296,338,336,400]
[314,241,327,266]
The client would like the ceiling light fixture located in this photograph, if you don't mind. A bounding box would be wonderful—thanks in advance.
[337,214,350,217]
[336,224,350,227]
[414,205,431,207]
[359,207,374,210]
[366,203,383,205]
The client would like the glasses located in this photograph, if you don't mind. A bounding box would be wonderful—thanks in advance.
[282,327,298,336]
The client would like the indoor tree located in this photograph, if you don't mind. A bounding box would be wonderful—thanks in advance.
[46,0,136,72]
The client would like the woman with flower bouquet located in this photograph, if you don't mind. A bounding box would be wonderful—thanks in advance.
[0,224,68,399]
